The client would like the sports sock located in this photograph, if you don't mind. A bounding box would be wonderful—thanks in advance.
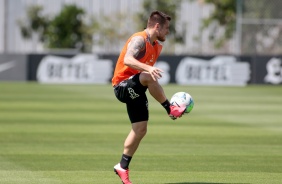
[161,99,171,114]
[120,154,132,169]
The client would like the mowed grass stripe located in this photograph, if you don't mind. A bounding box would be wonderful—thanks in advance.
[1,171,282,184]
[0,83,282,183]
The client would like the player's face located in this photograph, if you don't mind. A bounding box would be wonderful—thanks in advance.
[157,21,170,42]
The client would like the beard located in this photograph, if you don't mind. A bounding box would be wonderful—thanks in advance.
[157,35,166,42]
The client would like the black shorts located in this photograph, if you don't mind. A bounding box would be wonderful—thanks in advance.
[113,73,148,123]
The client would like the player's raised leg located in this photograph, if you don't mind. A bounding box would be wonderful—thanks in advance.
[139,72,185,119]
[139,72,167,104]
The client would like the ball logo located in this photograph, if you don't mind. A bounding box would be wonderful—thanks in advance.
[181,93,187,100]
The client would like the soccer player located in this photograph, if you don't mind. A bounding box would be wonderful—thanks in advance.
[112,10,186,184]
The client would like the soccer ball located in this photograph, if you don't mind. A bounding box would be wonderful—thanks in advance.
[170,92,194,113]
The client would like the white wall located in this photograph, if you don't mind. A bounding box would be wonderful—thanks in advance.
[0,0,4,52]
[0,0,234,54]
[0,0,143,54]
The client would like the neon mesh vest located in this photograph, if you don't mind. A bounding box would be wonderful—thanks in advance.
[112,31,163,86]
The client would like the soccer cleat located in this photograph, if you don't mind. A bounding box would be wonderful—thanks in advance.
[114,163,132,184]
[169,105,186,120]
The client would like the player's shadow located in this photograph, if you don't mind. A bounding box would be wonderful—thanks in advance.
[165,183,250,184]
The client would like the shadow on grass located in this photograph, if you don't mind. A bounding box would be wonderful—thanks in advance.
[165,183,250,184]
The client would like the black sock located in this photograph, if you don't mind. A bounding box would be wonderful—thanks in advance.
[161,99,171,114]
[120,154,132,169]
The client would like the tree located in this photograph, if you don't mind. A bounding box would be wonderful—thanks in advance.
[18,4,94,52]
[18,5,49,42]
[92,13,134,53]
[202,0,282,54]
[136,0,184,53]
[239,0,282,54]
[201,0,236,48]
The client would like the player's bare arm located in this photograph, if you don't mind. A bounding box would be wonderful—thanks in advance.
[125,36,145,58]
[124,36,146,69]
[124,36,163,81]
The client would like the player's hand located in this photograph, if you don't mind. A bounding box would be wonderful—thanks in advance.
[149,67,163,81]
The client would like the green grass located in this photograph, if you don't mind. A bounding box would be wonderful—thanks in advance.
[0,82,282,184]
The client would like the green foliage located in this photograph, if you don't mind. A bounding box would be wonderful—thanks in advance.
[202,0,236,48]
[243,0,282,19]
[136,0,184,43]
[93,13,133,51]
[202,0,282,53]
[18,5,49,41]
[45,5,91,52]
[240,0,282,54]
[18,4,94,52]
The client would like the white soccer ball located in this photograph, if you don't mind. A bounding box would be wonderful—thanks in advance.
[170,92,194,113]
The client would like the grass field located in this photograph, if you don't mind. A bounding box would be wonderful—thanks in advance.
[0,82,282,184]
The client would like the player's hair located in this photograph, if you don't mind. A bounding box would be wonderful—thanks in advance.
[147,10,171,28]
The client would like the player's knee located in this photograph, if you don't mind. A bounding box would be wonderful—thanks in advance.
[140,127,147,137]
[133,124,147,138]
[137,127,147,137]
[140,72,157,86]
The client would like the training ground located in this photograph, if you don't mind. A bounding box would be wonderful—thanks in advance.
[0,83,281,184]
